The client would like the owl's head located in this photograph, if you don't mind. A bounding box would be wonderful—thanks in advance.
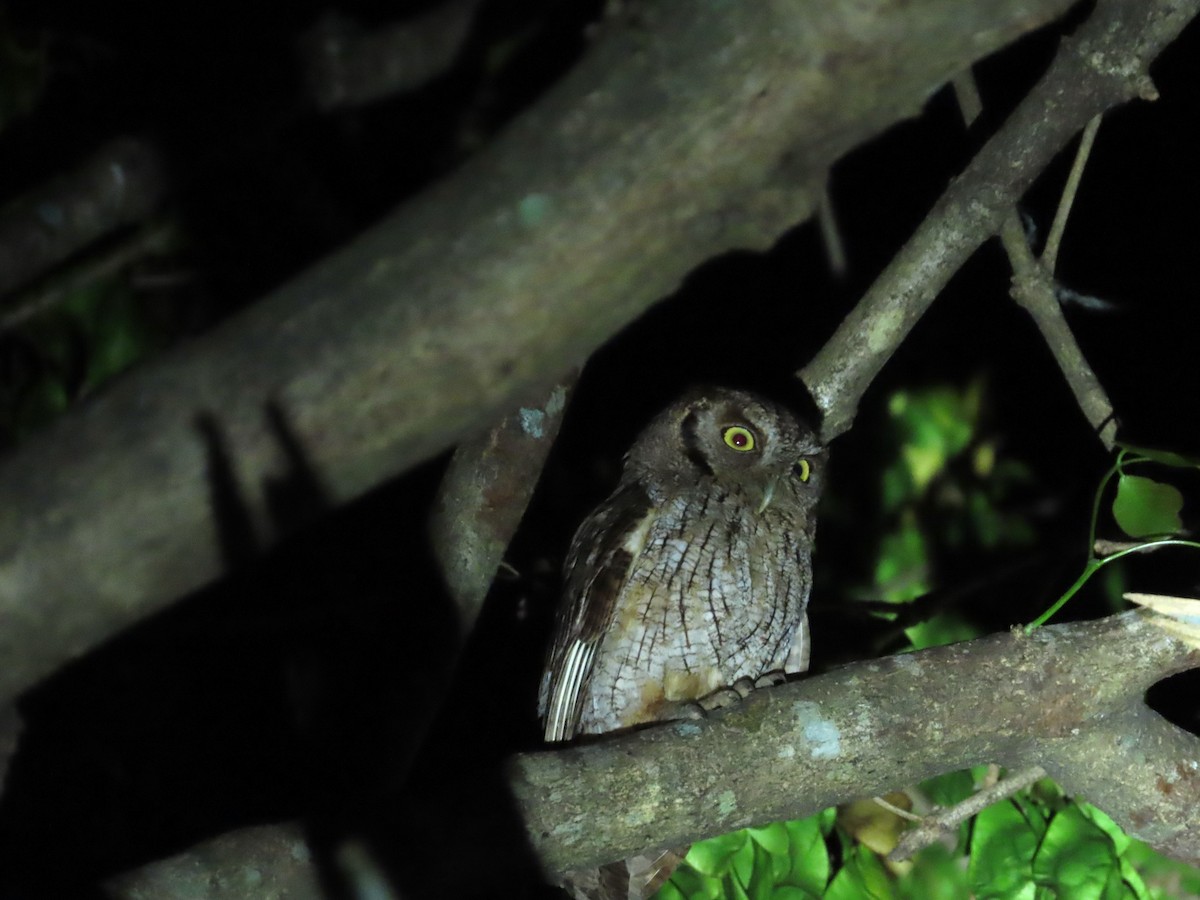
[625,387,827,509]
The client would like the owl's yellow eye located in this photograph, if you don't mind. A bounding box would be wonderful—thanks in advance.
[722,426,756,452]
[794,459,812,482]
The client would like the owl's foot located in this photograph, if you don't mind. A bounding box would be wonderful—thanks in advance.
[657,672,789,723]
[697,671,789,712]
[754,669,787,689]
[656,699,708,722]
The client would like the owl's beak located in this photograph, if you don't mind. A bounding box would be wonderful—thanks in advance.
[756,478,778,515]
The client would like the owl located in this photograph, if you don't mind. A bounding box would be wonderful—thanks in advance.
[539,387,827,899]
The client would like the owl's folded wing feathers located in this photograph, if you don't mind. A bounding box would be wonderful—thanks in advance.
[540,483,655,742]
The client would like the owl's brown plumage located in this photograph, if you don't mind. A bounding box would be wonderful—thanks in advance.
[539,387,827,899]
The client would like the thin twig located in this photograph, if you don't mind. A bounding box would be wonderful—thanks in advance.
[952,72,984,125]
[1042,115,1103,272]
[1000,211,1118,448]
[952,68,1118,451]
[888,766,1047,862]
[0,219,178,334]
[872,795,923,823]
[817,182,848,278]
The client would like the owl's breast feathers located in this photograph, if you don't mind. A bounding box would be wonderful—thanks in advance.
[540,479,810,741]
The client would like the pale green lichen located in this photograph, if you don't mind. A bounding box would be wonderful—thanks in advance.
[519,406,546,438]
[793,700,841,759]
[518,193,553,228]
[546,384,567,417]
[717,789,738,817]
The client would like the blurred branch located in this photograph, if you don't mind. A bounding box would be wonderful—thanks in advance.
[0,138,168,300]
[0,0,1077,708]
[0,706,19,797]
[0,219,179,334]
[509,611,1200,877]
[299,0,485,110]
[430,377,574,627]
[799,0,1192,442]
[104,824,323,900]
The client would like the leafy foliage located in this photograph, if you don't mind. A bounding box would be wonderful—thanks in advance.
[1026,445,1200,630]
[1,279,168,445]
[869,381,1036,649]
[659,772,1195,899]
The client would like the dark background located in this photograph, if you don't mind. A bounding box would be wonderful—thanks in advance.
[0,0,1197,895]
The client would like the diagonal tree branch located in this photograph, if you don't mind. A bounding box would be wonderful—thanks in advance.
[799,0,1194,441]
[0,0,1080,709]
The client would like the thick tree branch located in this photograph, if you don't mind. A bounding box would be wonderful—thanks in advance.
[105,610,1200,897]
[799,0,1196,441]
[0,0,1077,708]
[511,611,1200,875]
[0,138,168,301]
[298,0,485,110]
[103,824,322,900]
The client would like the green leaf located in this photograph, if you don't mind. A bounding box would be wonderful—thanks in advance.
[746,821,790,857]
[745,841,776,900]
[1116,443,1200,469]
[1112,475,1183,538]
[824,847,895,900]
[1032,804,1121,898]
[1124,839,1200,897]
[920,768,978,809]
[658,863,722,900]
[898,843,970,900]
[771,888,819,900]
[728,831,756,887]
[1078,804,1131,856]
[905,612,980,651]
[969,801,1041,898]
[782,815,831,894]
[874,512,930,603]
[685,829,749,877]
[816,805,838,836]
[1117,858,1150,900]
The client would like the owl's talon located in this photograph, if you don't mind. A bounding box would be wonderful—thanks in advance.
[698,686,743,712]
[658,699,708,721]
[754,670,787,690]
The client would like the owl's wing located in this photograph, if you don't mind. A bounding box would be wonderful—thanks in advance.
[784,613,811,674]
[540,483,654,742]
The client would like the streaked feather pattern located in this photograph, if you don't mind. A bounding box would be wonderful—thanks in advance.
[539,388,826,899]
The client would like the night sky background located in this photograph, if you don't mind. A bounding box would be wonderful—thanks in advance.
[1,1,1199,896]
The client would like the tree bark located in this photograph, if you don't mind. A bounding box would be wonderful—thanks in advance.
[511,611,1200,875]
[0,0,1077,707]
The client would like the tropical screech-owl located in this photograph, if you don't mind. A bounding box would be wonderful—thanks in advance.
[539,387,827,899]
